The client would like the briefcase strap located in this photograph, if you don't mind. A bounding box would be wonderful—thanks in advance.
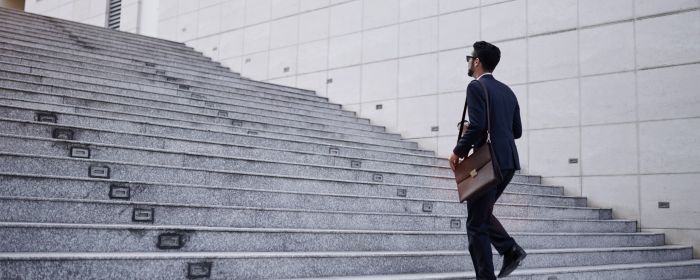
[456,79,493,143]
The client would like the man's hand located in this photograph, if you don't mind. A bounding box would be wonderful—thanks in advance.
[449,153,460,171]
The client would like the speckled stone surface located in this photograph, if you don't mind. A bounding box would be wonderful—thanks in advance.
[0,154,573,217]
[0,196,635,233]
[0,87,401,145]
[0,167,607,220]
[0,223,665,253]
[0,99,419,153]
[0,116,450,169]
[0,250,698,279]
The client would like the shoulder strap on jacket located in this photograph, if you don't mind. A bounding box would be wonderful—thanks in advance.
[477,80,492,143]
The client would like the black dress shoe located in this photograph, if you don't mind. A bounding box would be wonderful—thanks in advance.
[498,244,526,278]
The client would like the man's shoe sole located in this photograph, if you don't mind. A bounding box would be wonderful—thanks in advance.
[497,252,527,278]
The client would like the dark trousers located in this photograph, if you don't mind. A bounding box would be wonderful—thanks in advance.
[466,169,517,280]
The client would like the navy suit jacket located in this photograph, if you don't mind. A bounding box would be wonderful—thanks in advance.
[453,75,522,171]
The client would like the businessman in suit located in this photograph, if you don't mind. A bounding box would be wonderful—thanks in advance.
[449,41,526,279]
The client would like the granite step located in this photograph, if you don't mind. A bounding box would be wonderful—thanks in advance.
[0,153,606,219]
[0,17,221,63]
[0,74,383,137]
[0,117,452,170]
[0,82,390,140]
[0,116,542,185]
[0,35,299,103]
[0,45,341,111]
[0,83,396,145]
[0,34,242,89]
[0,171,559,208]
[0,92,402,150]
[0,52,348,114]
[291,260,700,280]
[0,55,353,119]
[0,26,226,79]
[0,68,375,129]
[0,88,395,143]
[0,15,324,99]
[0,174,584,216]
[39,12,313,96]
[0,247,692,279]
[0,7,317,97]
[0,133,447,187]
[0,7,198,52]
[0,102,430,158]
[0,222,663,253]
[0,118,446,177]
[0,21,225,72]
[0,152,557,206]
[0,195,636,232]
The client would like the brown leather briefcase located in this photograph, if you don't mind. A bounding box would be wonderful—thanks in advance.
[453,80,502,203]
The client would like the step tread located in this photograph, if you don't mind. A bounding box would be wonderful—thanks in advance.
[0,171,577,203]
[288,260,700,279]
[0,133,447,179]
[0,195,632,222]
[0,245,691,260]
[0,221,662,236]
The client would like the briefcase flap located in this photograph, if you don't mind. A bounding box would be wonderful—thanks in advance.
[454,144,493,183]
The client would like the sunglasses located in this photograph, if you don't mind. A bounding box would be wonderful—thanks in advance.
[466,55,476,61]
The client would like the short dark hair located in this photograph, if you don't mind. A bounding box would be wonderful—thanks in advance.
[472,41,500,72]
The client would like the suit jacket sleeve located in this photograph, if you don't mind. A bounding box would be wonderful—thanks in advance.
[453,81,487,158]
[513,99,522,139]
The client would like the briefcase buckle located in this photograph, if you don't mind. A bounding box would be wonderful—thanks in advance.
[469,169,478,178]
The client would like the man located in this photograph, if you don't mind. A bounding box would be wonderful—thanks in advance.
[449,41,526,279]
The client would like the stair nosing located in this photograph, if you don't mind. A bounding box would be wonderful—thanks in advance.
[0,194,633,222]
[0,221,661,236]
[0,246,689,260]
[0,90,404,147]
[0,151,554,195]
[0,53,346,114]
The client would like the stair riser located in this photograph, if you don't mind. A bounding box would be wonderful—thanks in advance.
[0,41,325,107]
[0,134,584,210]
[0,78,385,137]
[0,47,327,111]
[0,20,219,63]
[0,257,465,280]
[0,104,439,173]
[0,198,636,232]
[0,154,571,209]
[0,11,338,99]
[0,35,322,102]
[0,94,404,149]
[0,85,390,140]
[0,174,564,207]
[0,69,374,130]
[0,226,664,252]
[0,56,354,118]
[0,9,198,52]
[0,102,424,157]
[0,53,348,115]
[0,118,544,186]
[0,169,605,219]
[0,119,452,169]
[0,248,692,279]
[0,32,224,81]
[0,25,225,74]
[497,264,700,280]
[14,14,313,97]
[0,131,438,185]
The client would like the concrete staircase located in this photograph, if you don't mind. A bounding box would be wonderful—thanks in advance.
[0,7,698,279]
